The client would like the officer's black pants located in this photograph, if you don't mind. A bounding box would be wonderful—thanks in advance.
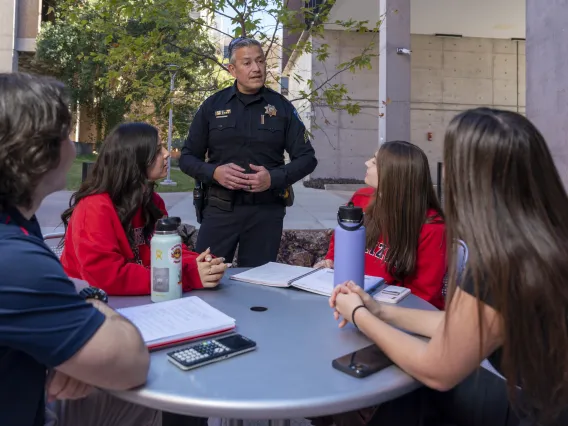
[195,203,285,267]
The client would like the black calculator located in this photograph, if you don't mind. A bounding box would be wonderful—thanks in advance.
[167,333,257,371]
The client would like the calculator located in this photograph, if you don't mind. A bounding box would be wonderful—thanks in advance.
[167,333,257,371]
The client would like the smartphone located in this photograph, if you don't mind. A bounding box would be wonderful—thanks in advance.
[332,344,393,378]
[167,333,257,371]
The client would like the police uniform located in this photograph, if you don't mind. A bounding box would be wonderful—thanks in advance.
[180,82,317,267]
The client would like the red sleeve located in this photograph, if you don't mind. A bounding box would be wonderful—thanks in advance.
[159,196,204,291]
[69,198,152,296]
[153,193,167,216]
[403,223,447,310]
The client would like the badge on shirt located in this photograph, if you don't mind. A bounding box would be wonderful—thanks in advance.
[264,104,277,117]
[215,109,231,118]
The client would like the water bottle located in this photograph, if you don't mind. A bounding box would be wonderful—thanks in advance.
[333,202,366,288]
[151,217,183,303]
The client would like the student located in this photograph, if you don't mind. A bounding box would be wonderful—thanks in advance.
[316,141,446,309]
[331,108,568,425]
[61,122,228,295]
[0,73,159,426]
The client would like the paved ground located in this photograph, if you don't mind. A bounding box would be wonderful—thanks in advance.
[39,183,352,236]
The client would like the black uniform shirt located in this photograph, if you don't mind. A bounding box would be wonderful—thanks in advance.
[180,81,317,190]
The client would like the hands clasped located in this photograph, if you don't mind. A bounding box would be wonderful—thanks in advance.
[196,248,229,288]
[330,281,382,328]
[213,163,271,192]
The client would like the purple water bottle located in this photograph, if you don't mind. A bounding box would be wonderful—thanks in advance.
[333,202,366,288]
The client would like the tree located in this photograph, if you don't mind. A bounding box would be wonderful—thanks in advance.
[35,0,221,142]
[35,0,380,141]
[190,0,381,117]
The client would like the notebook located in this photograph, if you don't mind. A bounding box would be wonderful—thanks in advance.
[230,262,384,296]
[117,297,236,350]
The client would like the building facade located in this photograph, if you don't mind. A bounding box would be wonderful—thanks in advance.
[283,0,527,181]
[0,0,45,72]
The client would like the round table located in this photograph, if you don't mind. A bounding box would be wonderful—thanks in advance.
[109,268,436,422]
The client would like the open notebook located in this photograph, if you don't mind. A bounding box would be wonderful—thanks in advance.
[231,262,384,296]
[117,297,236,350]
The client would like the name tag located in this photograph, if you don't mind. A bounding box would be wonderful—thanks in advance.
[215,109,231,118]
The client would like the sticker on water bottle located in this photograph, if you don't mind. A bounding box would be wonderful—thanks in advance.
[169,243,182,264]
[153,267,170,292]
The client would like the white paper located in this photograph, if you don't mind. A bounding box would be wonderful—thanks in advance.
[230,262,314,287]
[292,268,335,295]
[117,297,235,345]
[293,268,385,296]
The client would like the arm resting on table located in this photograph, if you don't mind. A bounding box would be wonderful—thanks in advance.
[56,299,149,391]
[354,288,503,391]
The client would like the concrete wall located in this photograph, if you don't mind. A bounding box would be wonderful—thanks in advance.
[411,35,526,179]
[289,30,380,179]
[0,0,17,72]
[293,31,526,180]
[526,0,568,189]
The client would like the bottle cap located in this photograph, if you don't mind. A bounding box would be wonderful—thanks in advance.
[155,217,181,232]
[338,202,363,223]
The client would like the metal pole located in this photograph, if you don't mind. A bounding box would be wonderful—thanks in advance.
[161,67,178,186]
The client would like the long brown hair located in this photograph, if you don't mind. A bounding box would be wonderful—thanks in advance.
[61,123,163,247]
[365,141,443,281]
[444,108,568,422]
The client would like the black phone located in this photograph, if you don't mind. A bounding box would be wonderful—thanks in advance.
[167,333,257,371]
[332,344,393,378]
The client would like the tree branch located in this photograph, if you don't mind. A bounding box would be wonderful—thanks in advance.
[264,0,284,60]
[289,42,377,102]
[164,40,230,72]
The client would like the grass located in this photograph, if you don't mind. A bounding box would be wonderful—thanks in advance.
[67,155,195,193]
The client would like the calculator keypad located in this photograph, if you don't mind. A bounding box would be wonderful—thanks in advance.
[170,340,230,366]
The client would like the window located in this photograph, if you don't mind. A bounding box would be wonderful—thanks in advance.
[281,77,289,96]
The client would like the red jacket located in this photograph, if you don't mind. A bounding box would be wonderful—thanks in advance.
[325,187,446,309]
[61,193,203,295]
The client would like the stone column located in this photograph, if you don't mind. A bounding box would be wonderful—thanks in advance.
[0,0,18,72]
[378,0,411,145]
[526,0,568,188]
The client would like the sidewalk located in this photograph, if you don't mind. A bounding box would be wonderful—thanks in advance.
[38,184,353,235]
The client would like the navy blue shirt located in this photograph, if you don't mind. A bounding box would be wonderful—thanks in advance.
[0,206,105,426]
[180,82,317,189]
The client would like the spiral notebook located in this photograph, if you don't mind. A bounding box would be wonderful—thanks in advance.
[117,297,236,350]
[230,262,384,296]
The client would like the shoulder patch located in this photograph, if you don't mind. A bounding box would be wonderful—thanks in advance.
[293,108,303,123]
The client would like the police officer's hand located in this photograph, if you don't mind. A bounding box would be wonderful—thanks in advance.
[245,164,271,192]
[213,163,250,190]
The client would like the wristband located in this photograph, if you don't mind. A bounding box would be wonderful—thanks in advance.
[352,304,366,330]
[79,286,109,304]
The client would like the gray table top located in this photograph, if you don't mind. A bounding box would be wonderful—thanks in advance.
[108,268,436,419]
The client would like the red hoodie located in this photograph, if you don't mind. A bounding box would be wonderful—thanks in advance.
[325,187,446,309]
[61,192,203,296]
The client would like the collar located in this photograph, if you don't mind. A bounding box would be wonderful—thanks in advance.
[0,205,43,238]
[227,80,266,104]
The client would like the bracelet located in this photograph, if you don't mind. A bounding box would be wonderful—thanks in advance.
[352,304,367,330]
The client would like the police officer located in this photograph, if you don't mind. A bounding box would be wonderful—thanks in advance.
[180,37,317,267]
